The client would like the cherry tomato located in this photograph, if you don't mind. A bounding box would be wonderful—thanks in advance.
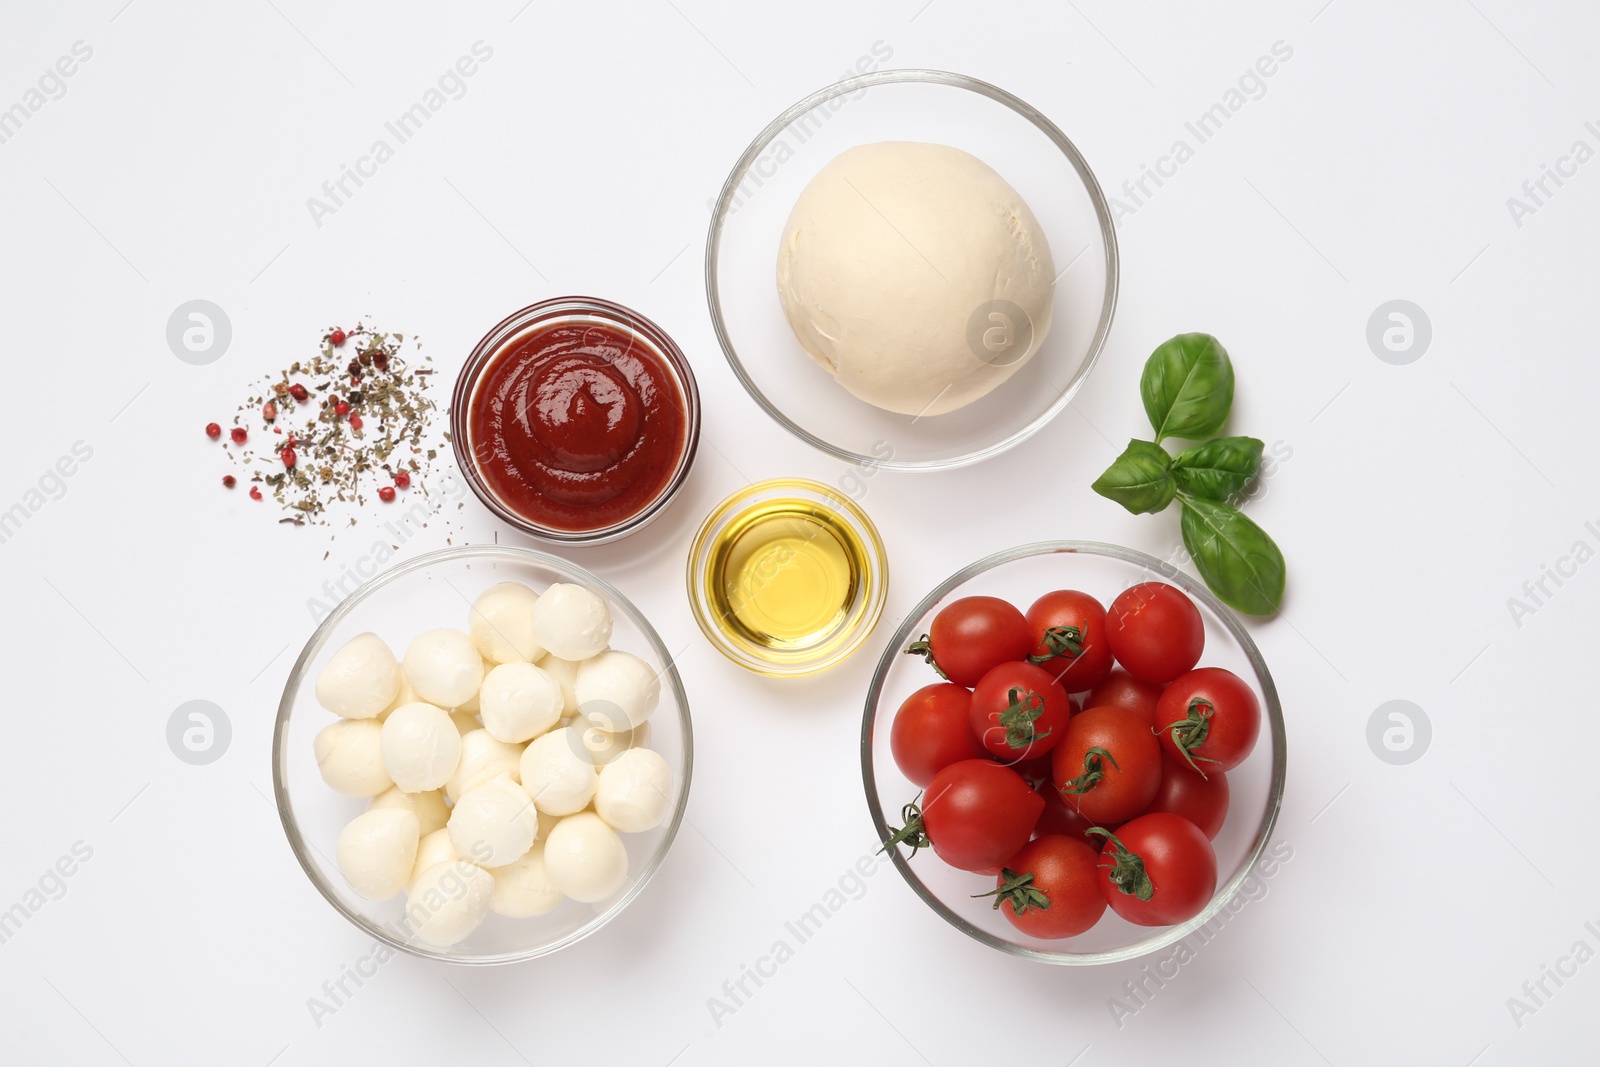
[1051,705,1162,825]
[906,596,1032,688]
[1154,667,1260,774]
[886,759,1043,874]
[890,683,986,787]
[1084,668,1164,731]
[969,661,1072,762]
[1094,812,1217,926]
[1105,583,1204,684]
[1033,782,1113,850]
[1147,756,1229,839]
[1024,590,1113,693]
[977,835,1106,939]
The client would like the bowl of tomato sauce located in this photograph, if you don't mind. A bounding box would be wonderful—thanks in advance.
[452,298,701,544]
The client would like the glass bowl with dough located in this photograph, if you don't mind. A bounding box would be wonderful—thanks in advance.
[707,69,1118,471]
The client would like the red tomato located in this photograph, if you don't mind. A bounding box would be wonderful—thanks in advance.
[886,760,1043,874]
[1105,583,1204,684]
[1084,668,1164,731]
[1024,590,1113,693]
[1094,812,1217,926]
[905,596,1032,688]
[978,835,1106,939]
[1051,705,1162,824]
[969,662,1072,762]
[1148,756,1229,839]
[1154,667,1260,773]
[890,683,986,787]
[1033,782,1113,850]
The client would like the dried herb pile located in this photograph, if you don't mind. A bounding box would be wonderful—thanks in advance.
[206,325,447,526]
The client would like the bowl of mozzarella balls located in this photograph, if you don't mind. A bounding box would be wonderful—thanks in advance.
[272,545,691,964]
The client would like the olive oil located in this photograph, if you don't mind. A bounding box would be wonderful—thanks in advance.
[706,499,869,655]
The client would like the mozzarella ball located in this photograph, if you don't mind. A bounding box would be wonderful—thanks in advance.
[403,629,484,708]
[448,775,538,868]
[379,672,419,722]
[594,748,674,833]
[316,632,401,719]
[314,719,392,797]
[337,809,419,901]
[449,709,481,735]
[490,842,564,918]
[410,828,460,893]
[380,703,462,793]
[538,654,582,715]
[777,142,1055,416]
[520,729,598,816]
[580,720,651,767]
[368,786,450,838]
[536,808,562,841]
[479,662,564,744]
[575,650,661,731]
[529,584,612,661]
[453,659,493,715]
[446,730,523,803]
[543,812,629,903]
[469,582,546,664]
[406,860,493,948]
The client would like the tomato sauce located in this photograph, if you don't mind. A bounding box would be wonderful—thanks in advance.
[468,319,688,532]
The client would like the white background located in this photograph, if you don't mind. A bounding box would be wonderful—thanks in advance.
[1,0,1597,1064]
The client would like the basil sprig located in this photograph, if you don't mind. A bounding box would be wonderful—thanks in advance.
[1091,334,1286,616]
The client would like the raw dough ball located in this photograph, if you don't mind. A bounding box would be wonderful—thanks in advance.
[519,728,598,816]
[410,828,460,892]
[316,632,400,719]
[776,141,1055,416]
[368,786,450,838]
[529,584,612,661]
[381,703,462,792]
[337,808,419,901]
[479,662,564,744]
[543,812,629,903]
[403,629,484,708]
[538,654,582,715]
[469,582,546,664]
[314,719,392,797]
[594,748,673,833]
[490,842,564,918]
[575,650,660,731]
[446,729,524,803]
[406,860,493,948]
[448,775,538,868]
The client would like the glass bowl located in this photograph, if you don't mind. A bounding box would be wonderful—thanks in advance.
[450,297,701,545]
[705,69,1118,471]
[272,545,692,965]
[687,478,889,677]
[862,541,1285,964]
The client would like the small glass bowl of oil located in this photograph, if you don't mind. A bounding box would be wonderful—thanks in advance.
[688,478,889,677]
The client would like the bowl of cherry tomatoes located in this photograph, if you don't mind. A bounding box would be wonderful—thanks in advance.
[863,541,1285,964]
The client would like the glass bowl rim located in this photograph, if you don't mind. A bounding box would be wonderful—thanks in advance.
[449,295,702,545]
[703,67,1121,472]
[859,539,1287,965]
[686,476,890,678]
[271,543,695,965]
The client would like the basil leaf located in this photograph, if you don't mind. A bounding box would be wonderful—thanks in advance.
[1171,436,1264,502]
[1091,439,1175,514]
[1141,334,1235,443]
[1178,494,1285,615]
